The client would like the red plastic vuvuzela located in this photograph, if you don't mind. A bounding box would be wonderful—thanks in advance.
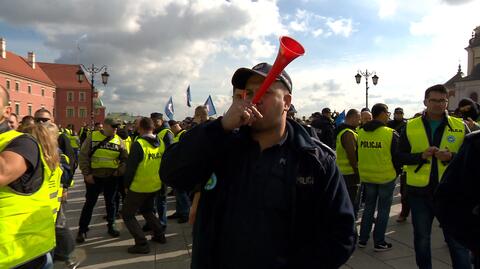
[251,36,305,104]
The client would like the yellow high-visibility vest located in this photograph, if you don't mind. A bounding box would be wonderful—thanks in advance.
[404,116,464,187]
[173,129,186,143]
[357,126,396,184]
[130,137,165,193]
[0,130,56,268]
[90,131,122,169]
[335,128,357,175]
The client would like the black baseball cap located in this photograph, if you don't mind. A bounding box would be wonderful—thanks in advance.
[150,112,163,120]
[394,107,404,114]
[322,108,331,114]
[231,62,292,93]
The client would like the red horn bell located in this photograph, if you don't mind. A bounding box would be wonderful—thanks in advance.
[251,36,305,104]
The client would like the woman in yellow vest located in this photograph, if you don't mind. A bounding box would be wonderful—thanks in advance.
[357,104,400,252]
[397,85,471,269]
[122,117,166,254]
[0,86,56,269]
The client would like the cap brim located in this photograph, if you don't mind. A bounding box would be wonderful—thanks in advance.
[231,68,270,89]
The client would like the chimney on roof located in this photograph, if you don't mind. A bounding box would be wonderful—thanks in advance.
[28,51,35,69]
[0,38,5,59]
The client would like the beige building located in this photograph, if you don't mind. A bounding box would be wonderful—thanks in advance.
[445,26,480,110]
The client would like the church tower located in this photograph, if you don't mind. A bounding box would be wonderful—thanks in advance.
[466,26,480,75]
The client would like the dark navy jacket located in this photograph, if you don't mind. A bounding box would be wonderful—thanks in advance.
[434,130,480,254]
[160,118,356,269]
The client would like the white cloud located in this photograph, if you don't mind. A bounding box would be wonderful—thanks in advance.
[378,0,398,19]
[326,18,353,37]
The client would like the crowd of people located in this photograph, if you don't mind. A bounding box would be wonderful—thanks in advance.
[0,61,479,269]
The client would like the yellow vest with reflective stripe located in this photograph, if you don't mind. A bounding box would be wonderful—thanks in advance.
[336,128,357,175]
[157,128,173,143]
[357,126,396,184]
[91,131,122,169]
[42,147,63,222]
[173,129,186,143]
[67,131,80,149]
[130,137,164,193]
[0,130,56,268]
[124,136,132,154]
[404,116,465,187]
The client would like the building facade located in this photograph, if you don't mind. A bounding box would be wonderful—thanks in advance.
[39,63,106,131]
[0,38,56,119]
[446,26,480,110]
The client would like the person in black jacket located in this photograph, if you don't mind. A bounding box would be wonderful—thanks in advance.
[311,107,336,149]
[160,62,356,269]
[434,131,480,268]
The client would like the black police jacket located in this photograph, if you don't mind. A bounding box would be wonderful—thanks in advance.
[160,118,356,269]
[434,130,480,254]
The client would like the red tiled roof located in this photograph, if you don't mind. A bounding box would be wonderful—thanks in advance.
[37,62,92,90]
[0,51,55,86]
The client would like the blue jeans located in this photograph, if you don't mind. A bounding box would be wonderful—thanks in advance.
[409,195,471,269]
[155,192,167,228]
[359,180,396,244]
[175,189,191,218]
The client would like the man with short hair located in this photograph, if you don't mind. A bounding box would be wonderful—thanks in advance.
[148,112,174,230]
[122,117,166,254]
[0,86,55,269]
[335,109,361,215]
[311,107,336,148]
[8,113,18,130]
[397,84,471,269]
[77,118,128,243]
[357,103,400,251]
[387,107,410,223]
[360,110,373,127]
[161,62,356,268]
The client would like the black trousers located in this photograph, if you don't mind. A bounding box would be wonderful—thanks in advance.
[122,190,164,245]
[78,176,119,233]
[399,172,410,217]
[343,174,360,216]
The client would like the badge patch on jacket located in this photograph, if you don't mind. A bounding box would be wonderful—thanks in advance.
[447,135,456,143]
[204,173,217,191]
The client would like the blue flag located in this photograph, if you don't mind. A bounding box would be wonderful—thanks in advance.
[335,110,346,127]
[186,85,192,107]
[204,95,217,116]
[165,96,174,120]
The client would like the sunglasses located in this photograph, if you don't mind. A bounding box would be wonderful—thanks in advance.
[34,117,51,123]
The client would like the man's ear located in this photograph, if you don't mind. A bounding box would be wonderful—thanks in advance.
[423,99,428,107]
[1,106,11,121]
[284,93,292,112]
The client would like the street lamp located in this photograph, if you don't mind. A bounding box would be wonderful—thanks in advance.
[77,64,109,127]
[355,69,379,109]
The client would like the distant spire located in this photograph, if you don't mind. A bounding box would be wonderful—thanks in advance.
[458,63,462,74]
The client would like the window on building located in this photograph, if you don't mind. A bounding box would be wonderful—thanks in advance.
[67,91,74,102]
[15,103,20,115]
[79,107,87,118]
[6,80,10,90]
[79,92,86,102]
[52,108,55,118]
[67,107,75,118]
[41,88,45,96]
[15,82,19,92]
[28,104,32,116]
[28,85,32,94]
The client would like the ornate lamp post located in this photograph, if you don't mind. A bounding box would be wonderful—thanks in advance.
[355,70,379,109]
[76,64,109,127]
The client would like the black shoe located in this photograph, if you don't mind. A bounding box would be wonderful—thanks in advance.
[151,234,167,244]
[358,240,367,248]
[177,217,188,224]
[167,212,179,219]
[374,241,393,252]
[142,224,151,232]
[107,225,120,237]
[76,232,86,243]
[127,244,150,254]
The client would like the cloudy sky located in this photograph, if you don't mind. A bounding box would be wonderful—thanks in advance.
[0,0,479,119]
